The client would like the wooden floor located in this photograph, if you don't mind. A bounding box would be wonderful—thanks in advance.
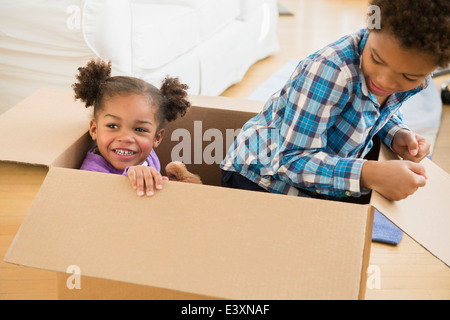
[1,0,449,300]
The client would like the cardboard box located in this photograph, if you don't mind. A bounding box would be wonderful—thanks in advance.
[2,88,449,300]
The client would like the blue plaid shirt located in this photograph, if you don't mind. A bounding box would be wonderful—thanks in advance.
[220,28,430,199]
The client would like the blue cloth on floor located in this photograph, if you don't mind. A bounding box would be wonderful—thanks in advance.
[372,209,403,245]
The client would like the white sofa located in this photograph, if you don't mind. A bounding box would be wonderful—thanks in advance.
[0,0,279,114]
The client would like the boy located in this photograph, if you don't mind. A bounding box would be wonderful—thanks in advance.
[220,0,449,201]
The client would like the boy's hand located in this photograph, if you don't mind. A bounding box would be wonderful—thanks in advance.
[127,166,167,197]
[361,160,427,201]
[392,129,430,162]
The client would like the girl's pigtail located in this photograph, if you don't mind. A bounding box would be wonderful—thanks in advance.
[160,76,190,122]
[72,58,112,108]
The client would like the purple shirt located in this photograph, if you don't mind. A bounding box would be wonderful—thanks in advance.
[80,145,161,175]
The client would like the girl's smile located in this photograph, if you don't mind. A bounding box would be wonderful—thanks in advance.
[89,93,164,171]
[112,148,138,161]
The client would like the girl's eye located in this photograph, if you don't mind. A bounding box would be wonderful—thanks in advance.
[107,124,118,129]
[136,128,148,133]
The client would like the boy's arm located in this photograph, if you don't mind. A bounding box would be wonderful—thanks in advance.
[272,59,368,198]
[276,150,368,198]
[376,111,409,151]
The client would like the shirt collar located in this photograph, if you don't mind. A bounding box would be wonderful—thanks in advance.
[358,28,370,55]
[358,29,371,98]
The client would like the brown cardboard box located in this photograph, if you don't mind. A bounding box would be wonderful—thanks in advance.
[2,88,449,300]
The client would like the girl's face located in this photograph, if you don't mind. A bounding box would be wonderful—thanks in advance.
[89,93,164,171]
[361,30,437,105]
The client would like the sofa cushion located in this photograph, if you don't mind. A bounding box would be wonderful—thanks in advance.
[140,50,201,95]
[0,0,87,54]
[131,3,200,70]
[83,0,133,75]
[0,0,95,113]
[132,0,240,40]
[84,1,201,72]
[239,0,270,20]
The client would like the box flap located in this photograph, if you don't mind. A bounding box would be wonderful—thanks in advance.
[5,166,373,300]
[371,145,450,267]
[0,88,91,166]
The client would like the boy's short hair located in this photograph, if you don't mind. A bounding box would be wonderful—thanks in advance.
[369,0,450,67]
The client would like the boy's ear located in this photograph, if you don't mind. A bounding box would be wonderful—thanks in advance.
[153,128,165,149]
[89,120,97,141]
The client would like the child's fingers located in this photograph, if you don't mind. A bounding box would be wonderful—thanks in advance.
[134,167,146,197]
[144,167,165,197]
[140,167,153,196]
[151,167,164,190]
[400,133,419,157]
[127,167,137,189]
[415,135,431,161]
[129,166,164,197]
[407,161,428,182]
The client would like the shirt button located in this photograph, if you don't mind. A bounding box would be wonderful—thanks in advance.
[345,191,351,196]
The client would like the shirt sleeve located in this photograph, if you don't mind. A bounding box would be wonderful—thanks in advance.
[274,59,366,198]
[376,109,410,151]
[80,149,114,174]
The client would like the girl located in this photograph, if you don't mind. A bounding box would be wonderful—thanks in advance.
[73,58,190,197]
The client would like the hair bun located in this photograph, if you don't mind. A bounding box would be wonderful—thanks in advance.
[160,76,190,122]
[72,58,112,108]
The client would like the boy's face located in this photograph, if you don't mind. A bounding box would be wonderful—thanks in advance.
[361,30,437,104]
[89,93,164,171]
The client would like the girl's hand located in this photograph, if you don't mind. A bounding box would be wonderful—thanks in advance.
[392,129,430,162]
[361,160,427,201]
[127,166,166,197]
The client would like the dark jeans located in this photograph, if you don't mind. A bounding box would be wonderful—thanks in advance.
[221,169,326,199]
[221,169,371,204]
[221,170,268,193]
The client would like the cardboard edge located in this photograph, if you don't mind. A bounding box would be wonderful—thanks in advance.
[56,273,223,300]
[0,160,50,170]
[359,206,375,300]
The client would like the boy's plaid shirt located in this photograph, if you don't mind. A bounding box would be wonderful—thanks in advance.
[221,28,430,199]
